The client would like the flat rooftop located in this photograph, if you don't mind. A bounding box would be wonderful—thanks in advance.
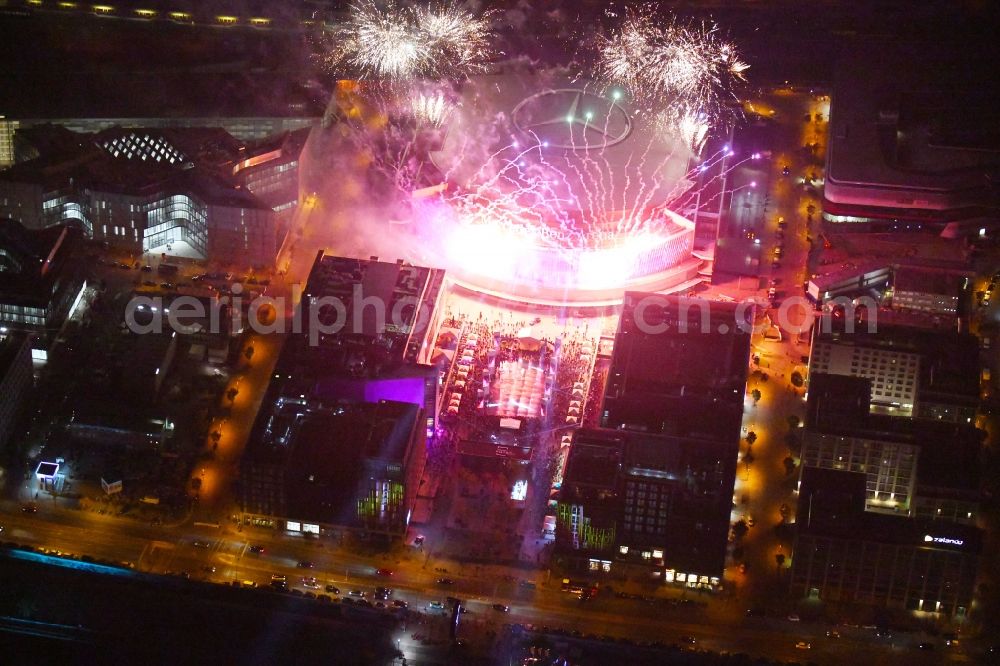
[561,427,737,576]
[0,220,81,308]
[798,467,983,554]
[601,294,751,438]
[813,325,980,401]
[827,44,1000,192]
[893,265,965,296]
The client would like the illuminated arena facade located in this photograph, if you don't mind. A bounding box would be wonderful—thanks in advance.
[414,65,707,305]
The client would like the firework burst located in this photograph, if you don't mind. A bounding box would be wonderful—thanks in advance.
[323,0,496,84]
[596,10,747,132]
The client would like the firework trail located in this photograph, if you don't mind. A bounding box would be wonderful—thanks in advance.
[596,9,748,134]
[322,0,496,84]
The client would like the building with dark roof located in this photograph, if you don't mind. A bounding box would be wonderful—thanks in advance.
[823,44,1000,232]
[0,125,307,265]
[890,264,968,316]
[0,219,84,341]
[556,427,737,588]
[601,293,752,437]
[808,324,980,423]
[791,466,982,617]
[0,331,32,448]
[555,293,750,587]
[240,399,425,537]
[239,252,446,534]
[803,372,983,523]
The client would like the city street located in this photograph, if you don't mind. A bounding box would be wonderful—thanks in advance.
[0,503,961,664]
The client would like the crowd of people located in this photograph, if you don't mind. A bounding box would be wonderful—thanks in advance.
[550,332,597,428]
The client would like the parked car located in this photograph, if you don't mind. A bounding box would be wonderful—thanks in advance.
[248,545,265,554]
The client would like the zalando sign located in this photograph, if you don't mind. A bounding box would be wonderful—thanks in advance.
[924,534,964,546]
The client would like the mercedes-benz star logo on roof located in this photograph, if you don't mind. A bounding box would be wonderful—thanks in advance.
[511,88,632,151]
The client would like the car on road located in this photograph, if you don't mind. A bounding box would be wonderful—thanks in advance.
[141,265,152,272]
[325,584,340,594]
[392,599,409,609]
[302,581,320,590]
[21,504,37,513]
[412,535,425,546]
[248,545,265,554]
[374,587,392,600]
[376,568,393,577]
[348,590,366,598]
[782,165,791,177]
[436,578,455,585]
[826,630,841,639]
[679,636,696,645]
[787,614,800,622]
[202,565,216,574]
[917,643,935,650]
[297,561,315,568]
[192,540,211,549]
[492,603,510,613]
[777,217,787,229]
[795,641,811,650]
[738,563,747,574]
[428,601,445,611]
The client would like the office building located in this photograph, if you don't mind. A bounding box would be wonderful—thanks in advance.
[0,125,307,266]
[791,467,981,618]
[808,325,979,422]
[556,427,737,589]
[555,294,750,588]
[601,293,752,435]
[239,253,446,534]
[0,331,32,448]
[890,265,967,316]
[803,373,982,521]
[823,45,1000,232]
[0,219,85,343]
[240,399,426,537]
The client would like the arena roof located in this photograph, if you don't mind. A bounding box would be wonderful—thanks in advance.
[432,64,696,238]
